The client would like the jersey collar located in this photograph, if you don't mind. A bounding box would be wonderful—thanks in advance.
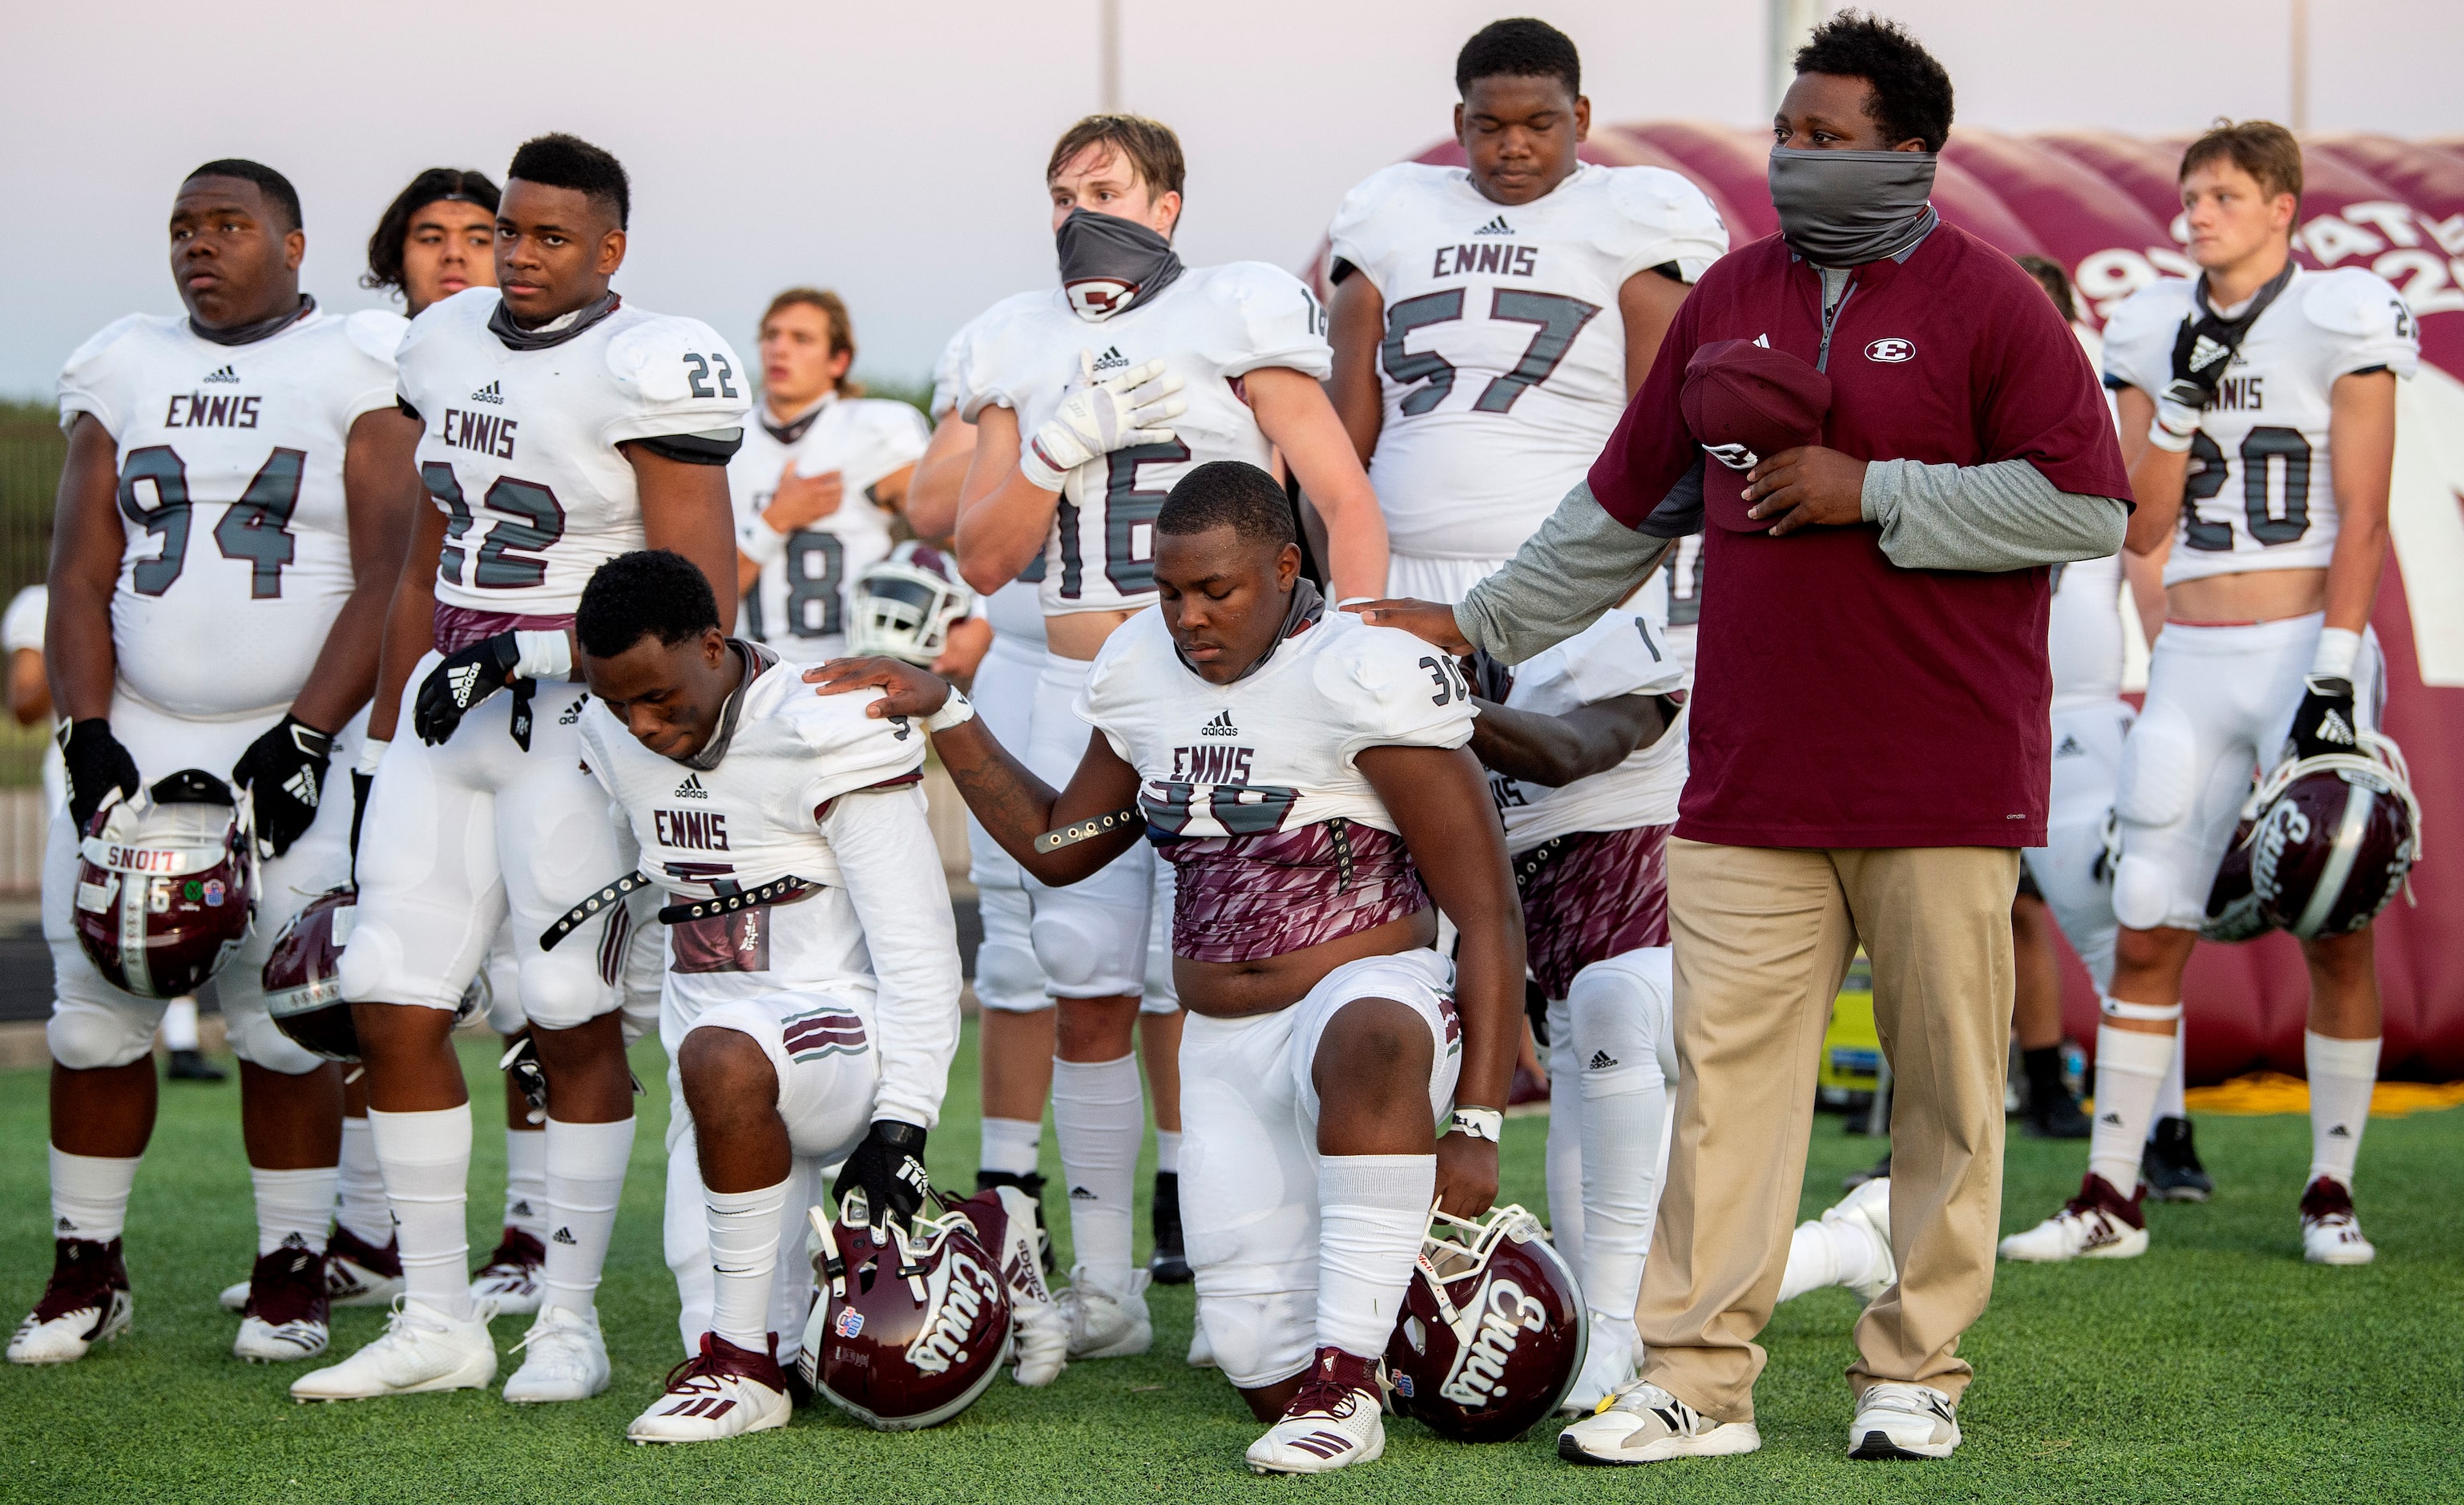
[189,294,315,348]
[489,291,622,352]
[679,640,780,772]
[760,391,836,446]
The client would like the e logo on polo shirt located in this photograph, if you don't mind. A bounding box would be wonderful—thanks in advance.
[1865,337,1915,363]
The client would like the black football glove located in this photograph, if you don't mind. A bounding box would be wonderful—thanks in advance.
[413,632,522,746]
[2162,314,2236,417]
[840,1120,930,1231]
[2287,675,2361,762]
[231,714,335,857]
[60,719,141,833]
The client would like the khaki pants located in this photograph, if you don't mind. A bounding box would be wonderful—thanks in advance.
[1635,838,2018,1421]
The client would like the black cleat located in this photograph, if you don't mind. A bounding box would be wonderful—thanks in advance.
[2025,1086,2092,1140]
[1148,1170,1192,1285]
[2142,1116,2214,1202]
[165,1049,226,1082]
[977,1169,1057,1275]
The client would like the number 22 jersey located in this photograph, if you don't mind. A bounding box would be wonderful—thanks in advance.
[396,288,749,617]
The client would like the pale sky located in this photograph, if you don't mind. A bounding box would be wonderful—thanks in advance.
[6,0,2457,397]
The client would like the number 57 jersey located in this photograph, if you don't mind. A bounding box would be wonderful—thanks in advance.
[396,288,749,615]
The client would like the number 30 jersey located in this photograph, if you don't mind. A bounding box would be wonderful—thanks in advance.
[728,394,930,661]
[396,288,750,616]
[2101,265,2416,586]
[57,306,401,719]
[1327,162,1728,560]
[958,263,1333,615]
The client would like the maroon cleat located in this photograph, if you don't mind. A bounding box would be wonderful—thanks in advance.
[236,1235,332,1362]
[9,1237,133,1365]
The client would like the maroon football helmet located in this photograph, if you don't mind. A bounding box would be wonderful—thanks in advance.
[264,887,361,1060]
[1385,1204,1587,1443]
[2246,732,2422,940]
[799,1188,1014,1430]
[2200,814,2271,942]
[71,770,256,999]
[1679,340,1832,533]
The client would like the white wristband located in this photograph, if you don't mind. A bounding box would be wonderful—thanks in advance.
[512,629,573,682]
[2145,414,2196,454]
[924,689,977,734]
[1448,1107,1503,1144]
[1016,435,1072,494]
[357,738,389,777]
[2311,627,2362,680]
[739,518,791,567]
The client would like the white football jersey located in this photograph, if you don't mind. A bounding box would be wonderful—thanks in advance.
[575,647,958,1128]
[728,395,930,661]
[960,263,1333,615]
[2047,551,2125,708]
[396,288,750,615]
[57,307,400,718]
[1076,604,1474,839]
[1489,589,1690,851]
[1326,162,1728,560]
[2102,266,2416,586]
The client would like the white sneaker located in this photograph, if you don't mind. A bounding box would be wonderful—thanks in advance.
[984,1188,1067,1387]
[1848,1381,1961,1459]
[8,1238,132,1366]
[1560,1313,1636,1415]
[1557,1380,1762,1464]
[290,1297,497,1401]
[1998,1174,2149,1262]
[2300,1177,2376,1265]
[1824,1175,1897,1301]
[1187,1311,1216,1370]
[1058,1265,1151,1359]
[502,1305,611,1402]
[233,1239,330,1363]
[1245,1347,1385,1475]
[626,1333,792,1444]
[469,1229,547,1317]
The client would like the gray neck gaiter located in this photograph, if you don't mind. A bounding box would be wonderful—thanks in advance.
[1768,147,1940,267]
[1056,208,1184,323]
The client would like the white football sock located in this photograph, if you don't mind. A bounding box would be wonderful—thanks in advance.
[1543,995,1583,1270]
[541,1116,635,1316]
[251,1165,336,1256]
[1314,1154,1434,1359]
[1051,1054,1141,1285]
[1776,1207,1881,1302]
[1155,1128,1180,1176]
[160,995,201,1051]
[335,1116,390,1246]
[2088,1019,2175,1195]
[504,1126,548,1240]
[978,1116,1042,1179]
[2150,1019,2188,1128]
[1569,967,1674,1324]
[2305,1031,2379,1188]
[706,1178,788,1352]
[368,1104,474,1319]
[48,1147,139,1245]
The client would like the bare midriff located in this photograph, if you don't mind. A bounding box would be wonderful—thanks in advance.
[1045,607,1143,661]
[1172,908,1437,1020]
[2165,566,2326,625]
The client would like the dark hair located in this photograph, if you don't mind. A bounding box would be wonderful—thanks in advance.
[1793,10,1954,153]
[1455,18,1581,98]
[1046,114,1186,200]
[1156,462,1296,548]
[506,133,631,228]
[761,288,862,396]
[362,168,500,296]
[2180,119,2304,210]
[2014,255,2077,323]
[184,159,302,232]
[577,550,719,658]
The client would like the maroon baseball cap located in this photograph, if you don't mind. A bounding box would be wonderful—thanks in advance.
[1681,340,1833,532]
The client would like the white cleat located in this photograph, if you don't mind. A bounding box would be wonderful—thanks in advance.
[1058,1265,1151,1360]
[233,1238,330,1363]
[1557,1380,1762,1464]
[1825,1175,1897,1301]
[1848,1381,1961,1459]
[469,1229,546,1317]
[290,1297,497,1401]
[1998,1174,2149,1263]
[2299,1178,2376,1265]
[1245,1347,1385,1475]
[626,1333,792,1444]
[502,1305,611,1402]
[983,1188,1067,1387]
[1561,1313,1637,1415]
[1187,1310,1216,1370]
[8,1238,132,1366]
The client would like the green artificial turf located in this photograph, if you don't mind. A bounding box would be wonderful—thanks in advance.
[0,1026,2458,1503]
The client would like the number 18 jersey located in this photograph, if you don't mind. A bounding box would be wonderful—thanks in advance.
[728,394,930,660]
[397,288,750,615]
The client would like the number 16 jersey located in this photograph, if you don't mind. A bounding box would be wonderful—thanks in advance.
[396,288,750,615]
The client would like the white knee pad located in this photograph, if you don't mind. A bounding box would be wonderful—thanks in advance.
[46,996,159,1071]
[2111,853,2180,933]
[513,944,622,1031]
[1567,949,1677,1095]
[2114,702,2197,829]
[1198,1289,1317,1390]
[974,889,1053,1015]
[1030,902,1143,999]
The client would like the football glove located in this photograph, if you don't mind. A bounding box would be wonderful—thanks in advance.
[840,1120,931,1231]
[413,632,522,746]
[60,719,141,833]
[2151,316,2232,450]
[2287,675,2361,763]
[1018,352,1186,492]
[231,714,335,857]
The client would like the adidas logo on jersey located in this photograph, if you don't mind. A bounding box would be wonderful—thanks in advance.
[673,773,710,800]
[2055,735,2086,759]
[1090,345,1130,374]
[1587,1050,1619,1070]
[1473,215,1514,236]
[551,1227,579,1246]
[201,364,240,384]
[468,379,505,405]
[1200,710,1237,738]
[559,696,585,727]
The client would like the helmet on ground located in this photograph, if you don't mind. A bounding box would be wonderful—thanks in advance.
[72,770,256,999]
[2246,732,2422,940]
[1385,1204,1587,1442]
[800,1188,1012,1430]
[847,542,975,665]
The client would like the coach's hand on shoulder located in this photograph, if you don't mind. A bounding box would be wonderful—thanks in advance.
[805,656,950,720]
[841,1120,931,1232]
[413,632,522,745]
[1434,1130,1501,1220]
[232,713,336,857]
[1743,446,1868,536]
[61,718,141,833]
[1343,598,1474,656]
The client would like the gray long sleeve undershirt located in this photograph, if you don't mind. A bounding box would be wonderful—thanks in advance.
[1861,458,2128,573]
[1455,483,1672,665]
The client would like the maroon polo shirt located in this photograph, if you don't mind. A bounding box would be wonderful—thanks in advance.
[1588,224,2130,849]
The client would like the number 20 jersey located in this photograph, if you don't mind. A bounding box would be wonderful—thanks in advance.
[396,288,750,615]
[958,264,1333,615]
[2101,265,2416,586]
[1327,162,1728,560]
[57,307,401,718]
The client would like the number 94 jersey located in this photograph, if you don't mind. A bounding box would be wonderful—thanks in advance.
[959,264,1333,615]
[2101,265,2416,586]
[397,288,750,615]
[57,307,401,719]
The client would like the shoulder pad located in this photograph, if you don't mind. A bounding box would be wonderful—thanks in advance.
[396,287,488,364]
[955,291,1065,422]
[59,313,156,383]
[342,309,409,365]
[1327,162,1426,242]
[605,313,740,405]
[1603,167,1727,239]
[854,397,932,445]
[1308,615,1476,751]
[784,681,928,796]
[2300,266,2412,339]
[2096,277,2190,387]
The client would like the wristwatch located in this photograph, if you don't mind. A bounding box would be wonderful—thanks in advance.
[1448,1107,1504,1144]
